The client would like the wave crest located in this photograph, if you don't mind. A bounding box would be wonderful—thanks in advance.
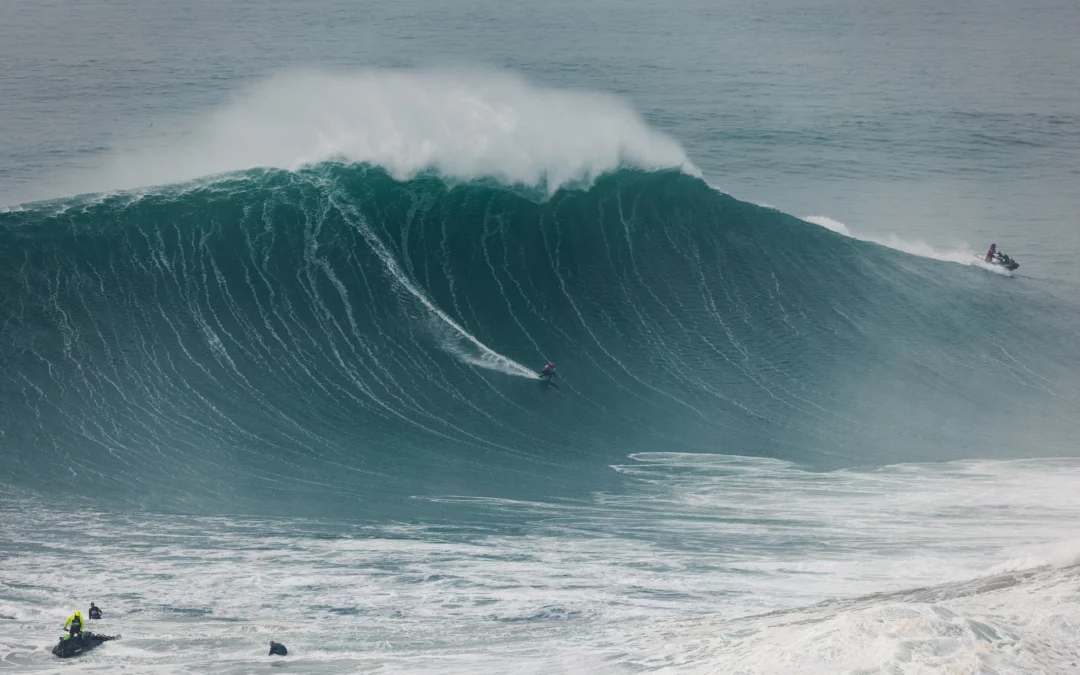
[69,68,697,198]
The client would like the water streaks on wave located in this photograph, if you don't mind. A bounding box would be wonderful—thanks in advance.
[1,165,1077,516]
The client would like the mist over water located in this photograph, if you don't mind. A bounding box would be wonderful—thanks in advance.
[2,0,1080,672]
[48,69,696,201]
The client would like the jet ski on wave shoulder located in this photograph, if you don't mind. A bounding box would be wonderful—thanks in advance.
[981,243,1019,271]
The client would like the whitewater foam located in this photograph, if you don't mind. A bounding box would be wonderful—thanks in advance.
[621,564,1080,674]
[55,68,697,199]
[4,456,1080,673]
[980,539,1080,576]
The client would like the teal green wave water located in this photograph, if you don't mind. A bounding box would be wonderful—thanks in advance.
[2,166,1077,517]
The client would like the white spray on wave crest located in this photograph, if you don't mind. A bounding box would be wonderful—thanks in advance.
[804,214,1012,274]
[74,68,697,196]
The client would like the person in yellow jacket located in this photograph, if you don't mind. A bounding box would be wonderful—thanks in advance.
[62,610,85,640]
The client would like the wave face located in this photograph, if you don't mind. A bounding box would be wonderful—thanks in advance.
[1,166,1077,514]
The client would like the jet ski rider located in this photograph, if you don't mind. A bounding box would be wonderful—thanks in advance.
[62,610,85,640]
[985,243,997,262]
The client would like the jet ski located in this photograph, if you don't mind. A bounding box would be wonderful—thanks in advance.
[984,251,1019,271]
[51,632,120,658]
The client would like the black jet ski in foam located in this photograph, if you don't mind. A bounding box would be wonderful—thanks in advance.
[51,632,120,658]
[983,251,1019,271]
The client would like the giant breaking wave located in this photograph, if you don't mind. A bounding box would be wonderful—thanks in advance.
[1,71,1076,516]
[3,166,1077,516]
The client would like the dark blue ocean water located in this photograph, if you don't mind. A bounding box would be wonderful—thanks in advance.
[2,1,1079,672]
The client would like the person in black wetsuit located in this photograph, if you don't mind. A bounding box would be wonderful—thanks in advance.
[269,641,288,656]
[88,603,102,620]
[541,361,557,381]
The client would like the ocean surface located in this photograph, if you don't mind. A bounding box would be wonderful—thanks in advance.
[2,0,1079,672]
